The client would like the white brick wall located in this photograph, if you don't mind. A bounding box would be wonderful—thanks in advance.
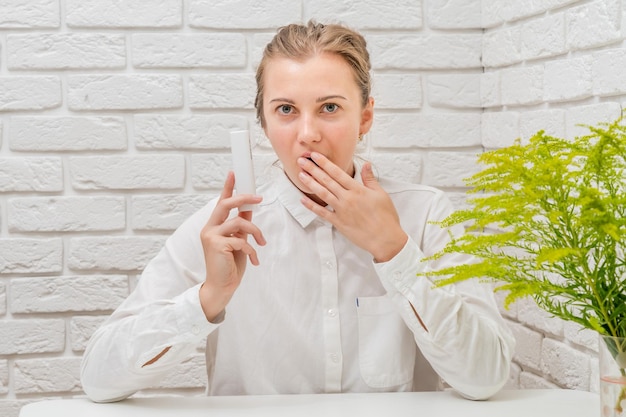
[0,0,623,415]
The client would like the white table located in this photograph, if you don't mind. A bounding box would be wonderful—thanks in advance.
[20,389,600,417]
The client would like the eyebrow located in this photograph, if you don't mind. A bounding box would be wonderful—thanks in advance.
[268,95,348,104]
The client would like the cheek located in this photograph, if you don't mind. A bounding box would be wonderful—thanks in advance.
[266,130,294,161]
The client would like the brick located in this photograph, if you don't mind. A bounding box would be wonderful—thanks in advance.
[427,74,481,109]
[189,0,300,29]
[566,0,622,51]
[7,34,125,70]
[131,194,209,231]
[564,321,598,351]
[590,355,599,393]
[482,0,580,27]
[593,48,626,96]
[69,155,185,190]
[134,114,247,150]
[519,109,566,140]
[306,0,422,29]
[70,316,108,352]
[0,0,59,28]
[482,26,521,68]
[541,337,590,390]
[422,151,481,188]
[372,74,422,109]
[66,0,182,28]
[481,111,520,149]
[509,322,543,371]
[500,66,544,106]
[368,34,482,70]
[481,72,500,108]
[14,358,82,394]
[0,319,64,354]
[516,298,564,337]
[0,76,61,111]
[0,157,63,192]
[68,75,183,111]
[370,153,423,184]
[8,197,125,232]
[0,360,7,394]
[0,238,62,274]
[0,283,5,315]
[132,34,246,68]
[11,275,128,313]
[371,113,481,148]
[189,74,255,109]
[251,33,277,68]
[9,116,127,151]
[0,400,27,417]
[191,154,237,190]
[519,371,560,389]
[544,55,593,102]
[68,236,166,271]
[481,0,515,28]
[428,0,480,29]
[565,102,622,139]
[521,13,566,61]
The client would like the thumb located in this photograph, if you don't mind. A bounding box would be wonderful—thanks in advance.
[361,162,380,189]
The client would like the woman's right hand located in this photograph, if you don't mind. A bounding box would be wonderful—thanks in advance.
[199,172,265,322]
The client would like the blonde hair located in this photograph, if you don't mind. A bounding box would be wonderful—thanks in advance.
[255,21,372,127]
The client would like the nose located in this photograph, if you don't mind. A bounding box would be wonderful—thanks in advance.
[297,113,321,144]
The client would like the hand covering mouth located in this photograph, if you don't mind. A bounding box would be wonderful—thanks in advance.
[306,156,319,166]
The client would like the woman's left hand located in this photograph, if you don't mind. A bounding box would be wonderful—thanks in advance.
[297,152,408,263]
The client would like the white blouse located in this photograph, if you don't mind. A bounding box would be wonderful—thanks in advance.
[81,164,515,403]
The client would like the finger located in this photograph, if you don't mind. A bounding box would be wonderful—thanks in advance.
[360,162,381,190]
[298,170,339,206]
[208,172,237,224]
[300,195,334,223]
[224,236,260,266]
[309,152,356,190]
[209,178,262,226]
[297,156,345,203]
[219,216,266,246]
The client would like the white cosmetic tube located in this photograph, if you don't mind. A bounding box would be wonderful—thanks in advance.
[230,130,257,212]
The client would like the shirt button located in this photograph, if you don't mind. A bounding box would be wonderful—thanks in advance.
[192,325,200,335]
[327,309,336,317]
[330,353,339,363]
[393,271,402,282]
[325,261,334,269]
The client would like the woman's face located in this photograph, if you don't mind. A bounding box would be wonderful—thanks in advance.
[261,52,374,196]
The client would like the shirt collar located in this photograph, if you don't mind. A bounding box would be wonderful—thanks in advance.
[275,160,364,229]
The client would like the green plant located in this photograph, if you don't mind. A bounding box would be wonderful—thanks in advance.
[421,116,626,408]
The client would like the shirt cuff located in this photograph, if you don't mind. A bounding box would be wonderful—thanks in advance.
[373,235,428,296]
[174,283,221,342]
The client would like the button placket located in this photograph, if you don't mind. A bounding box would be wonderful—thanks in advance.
[316,223,342,393]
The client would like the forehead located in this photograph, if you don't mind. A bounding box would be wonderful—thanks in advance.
[262,53,359,98]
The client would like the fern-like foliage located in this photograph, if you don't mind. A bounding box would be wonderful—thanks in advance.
[423,117,626,339]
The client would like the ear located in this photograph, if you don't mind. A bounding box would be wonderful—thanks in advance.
[359,97,374,135]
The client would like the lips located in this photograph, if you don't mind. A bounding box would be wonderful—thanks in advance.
[302,152,319,167]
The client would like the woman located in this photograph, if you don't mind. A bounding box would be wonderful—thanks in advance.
[81,21,514,402]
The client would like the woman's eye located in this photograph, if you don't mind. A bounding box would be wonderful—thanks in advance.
[278,105,293,114]
[322,103,338,113]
